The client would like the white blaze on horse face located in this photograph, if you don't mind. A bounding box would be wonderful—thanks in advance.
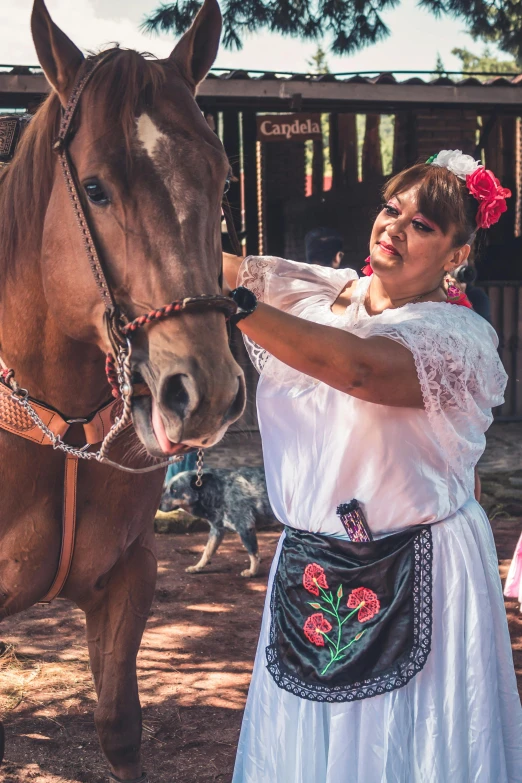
[136,112,191,222]
[136,113,167,159]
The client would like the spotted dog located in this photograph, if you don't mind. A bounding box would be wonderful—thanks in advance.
[161,467,274,577]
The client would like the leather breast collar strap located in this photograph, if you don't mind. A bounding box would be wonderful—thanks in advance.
[0,381,125,602]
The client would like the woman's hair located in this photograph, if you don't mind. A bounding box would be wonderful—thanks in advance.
[383,163,479,247]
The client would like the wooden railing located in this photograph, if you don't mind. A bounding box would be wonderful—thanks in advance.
[480,281,522,420]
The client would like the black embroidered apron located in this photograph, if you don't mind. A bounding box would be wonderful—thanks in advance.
[266,525,433,702]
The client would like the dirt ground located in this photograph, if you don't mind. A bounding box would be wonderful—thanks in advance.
[0,530,281,783]
[0,521,520,783]
[0,424,521,782]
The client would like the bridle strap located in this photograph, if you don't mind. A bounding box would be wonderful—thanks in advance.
[53,52,238,343]
[53,52,120,315]
[222,195,242,257]
[121,294,237,335]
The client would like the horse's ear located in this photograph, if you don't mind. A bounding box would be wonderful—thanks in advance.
[168,0,222,90]
[31,0,84,107]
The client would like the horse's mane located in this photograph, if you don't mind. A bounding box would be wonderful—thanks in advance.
[0,48,166,271]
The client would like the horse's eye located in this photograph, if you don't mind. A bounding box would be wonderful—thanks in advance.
[84,180,110,205]
[224,177,231,195]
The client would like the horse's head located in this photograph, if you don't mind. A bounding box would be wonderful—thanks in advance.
[30,0,245,457]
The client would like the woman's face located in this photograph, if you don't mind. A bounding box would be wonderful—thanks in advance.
[369,185,469,288]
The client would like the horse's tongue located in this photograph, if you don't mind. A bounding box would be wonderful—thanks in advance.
[151,397,181,455]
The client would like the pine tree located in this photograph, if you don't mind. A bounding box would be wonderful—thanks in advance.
[307,46,330,75]
[435,53,446,74]
[142,0,399,54]
[142,0,522,66]
[451,46,517,78]
[421,0,522,68]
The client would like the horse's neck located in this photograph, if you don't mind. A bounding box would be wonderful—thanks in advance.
[0,260,110,417]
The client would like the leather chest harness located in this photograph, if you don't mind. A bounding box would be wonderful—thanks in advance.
[0,53,240,603]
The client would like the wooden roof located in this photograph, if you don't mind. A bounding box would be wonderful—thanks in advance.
[2,66,522,113]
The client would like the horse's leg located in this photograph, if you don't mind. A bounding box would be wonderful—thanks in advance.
[80,528,157,782]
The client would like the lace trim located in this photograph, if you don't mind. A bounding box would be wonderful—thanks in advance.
[364,310,506,485]
[238,256,276,375]
[266,527,433,703]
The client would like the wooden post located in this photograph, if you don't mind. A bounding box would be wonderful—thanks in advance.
[362,114,383,180]
[312,137,324,195]
[329,114,340,189]
[337,113,358,185]
[393,111,416,172]
[242,111,260,256]
[223,109,242,241]
[497,116,516,243]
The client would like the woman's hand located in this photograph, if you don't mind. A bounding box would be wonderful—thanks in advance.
[223,253,243,293]
[238,303,423,408]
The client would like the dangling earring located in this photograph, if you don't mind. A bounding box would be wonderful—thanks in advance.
[445,277,461,302]
[362,256,373,276]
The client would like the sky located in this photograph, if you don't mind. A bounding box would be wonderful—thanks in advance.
[0,0,511,75]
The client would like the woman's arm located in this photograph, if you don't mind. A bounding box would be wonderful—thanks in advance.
[238,302,423,408]
[223,253,243,293]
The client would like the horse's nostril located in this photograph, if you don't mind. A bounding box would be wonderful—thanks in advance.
[223,375,246,425]
[163,374,191,420]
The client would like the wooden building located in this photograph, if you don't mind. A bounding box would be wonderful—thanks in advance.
[2,65,522,420]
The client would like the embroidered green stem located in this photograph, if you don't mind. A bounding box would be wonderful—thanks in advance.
[320,629,368,675]
[312,586,367,676]
[340,605,364,626]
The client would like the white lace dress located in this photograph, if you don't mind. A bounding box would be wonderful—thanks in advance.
[232,256,522,783]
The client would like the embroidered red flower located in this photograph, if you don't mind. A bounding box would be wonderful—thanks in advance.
[303,613,333,646]
[303,563,329,596]
[347,587,381,623]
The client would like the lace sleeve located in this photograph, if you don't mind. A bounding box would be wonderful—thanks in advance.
[363,305,507,486]
[237,256,277,374]
[237,255,357,376]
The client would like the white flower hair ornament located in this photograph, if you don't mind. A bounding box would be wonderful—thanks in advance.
[426,150,512,229]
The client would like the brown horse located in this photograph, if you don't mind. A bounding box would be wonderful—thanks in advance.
[0,0,245,779]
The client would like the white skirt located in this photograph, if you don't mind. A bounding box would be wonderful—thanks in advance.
[233,501,522,783]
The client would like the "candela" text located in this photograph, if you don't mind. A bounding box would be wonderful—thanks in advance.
[259,118,321,140]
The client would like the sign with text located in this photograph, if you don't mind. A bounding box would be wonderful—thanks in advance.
[257,114,322,143]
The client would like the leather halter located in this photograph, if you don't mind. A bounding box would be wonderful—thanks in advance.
[0,52,241,603]
[51,51,238,346]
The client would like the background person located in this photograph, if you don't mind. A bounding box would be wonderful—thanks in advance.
[224,151,521,783]
[305,227,344,268]
[446,262,492,323]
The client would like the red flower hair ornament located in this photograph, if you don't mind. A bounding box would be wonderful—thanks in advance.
[428,151,511,230]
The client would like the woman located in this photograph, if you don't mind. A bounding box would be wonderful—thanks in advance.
[505,532,522,612]
[224,151,522,783]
